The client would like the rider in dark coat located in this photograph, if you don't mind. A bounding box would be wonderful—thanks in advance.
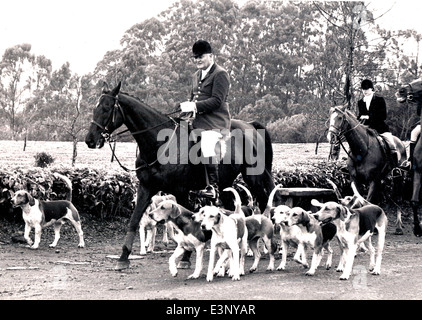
[357,79,398,166]
[178,40,231,201]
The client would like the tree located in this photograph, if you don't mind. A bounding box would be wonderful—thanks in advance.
[0,44,36,139]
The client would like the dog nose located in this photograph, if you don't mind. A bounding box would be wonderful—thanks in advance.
[201,224,206,230]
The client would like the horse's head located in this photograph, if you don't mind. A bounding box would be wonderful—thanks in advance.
[327,104,347,143]
[396,79,422,104]
[85,82,124,149]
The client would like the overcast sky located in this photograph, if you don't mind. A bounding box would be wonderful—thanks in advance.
[0,0,421,75]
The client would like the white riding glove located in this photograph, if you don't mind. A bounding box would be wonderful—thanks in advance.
[180,101,197,113]
[360,115,369,120]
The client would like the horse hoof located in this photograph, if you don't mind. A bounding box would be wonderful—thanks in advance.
[414,224,422,237]
[177,261,191,269]
[115,260,130,271]
[394,228,404,235]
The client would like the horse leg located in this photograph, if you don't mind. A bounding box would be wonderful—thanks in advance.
[116,187,151,270]
[411,171,422,237]
[242,168,275,212]
[366,180,380,204]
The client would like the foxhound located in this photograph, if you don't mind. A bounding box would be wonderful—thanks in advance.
[199,191,248,281]
[138,192,175,255]
[285,207,336,276]
[11,190,85,249]
[312,199,387,280]
[149,199,212,279]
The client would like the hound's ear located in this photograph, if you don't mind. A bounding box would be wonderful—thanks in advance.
[338,205,348,221]
[301,210,310,224]
[168,202,181,219]
[27,192,35,206]
[311,199,323,208]
[215,212,221,224]
[110,81,121,97]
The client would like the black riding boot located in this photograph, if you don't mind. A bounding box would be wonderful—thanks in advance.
[199,161,220,202]
[409,142,416,164]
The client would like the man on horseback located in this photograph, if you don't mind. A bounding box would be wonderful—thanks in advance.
[178,40,231,202]
[357,79,399,166]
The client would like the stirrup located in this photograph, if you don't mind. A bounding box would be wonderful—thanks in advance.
[399,160,411,170]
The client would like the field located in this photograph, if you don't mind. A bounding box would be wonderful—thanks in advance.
[1,140,421,304]
[0,139,342,171]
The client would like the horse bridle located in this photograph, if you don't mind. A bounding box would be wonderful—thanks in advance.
[328,107,364,161]
[91,93,179,172]
[91,94,127,141]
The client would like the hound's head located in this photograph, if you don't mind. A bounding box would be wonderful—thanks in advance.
[199,205,223,231]
[11,190,35,207]
[286,207,311,227]
[311,199,349,224]
[148,200,180,223]
[339,195,368,209]
[271,205,291,225]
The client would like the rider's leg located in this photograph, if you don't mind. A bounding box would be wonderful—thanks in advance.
[409,125,421,163]
[380,132,398,166]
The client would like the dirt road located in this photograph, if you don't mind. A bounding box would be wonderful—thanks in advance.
[1,213,421,302]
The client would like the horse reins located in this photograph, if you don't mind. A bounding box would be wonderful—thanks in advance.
[91,93,180,172]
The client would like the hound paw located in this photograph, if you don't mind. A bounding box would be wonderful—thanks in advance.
[276,264,286,271]
[187,273,200,280]
[231,275,240,281]
[249,267,257,273]
[370,269,380,275]
[305,270,315,276]
[339,274,350,280]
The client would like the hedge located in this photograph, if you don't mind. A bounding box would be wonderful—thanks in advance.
[0,161,352,221]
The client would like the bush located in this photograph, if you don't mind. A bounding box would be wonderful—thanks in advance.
[0,167,137,221]
[34,152,55,168]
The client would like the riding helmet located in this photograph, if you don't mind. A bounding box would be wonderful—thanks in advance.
[192,40,212,58]
[361,79,374,90]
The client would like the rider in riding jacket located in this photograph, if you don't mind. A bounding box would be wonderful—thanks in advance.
[357,79,399,166]
[178,40,231,201]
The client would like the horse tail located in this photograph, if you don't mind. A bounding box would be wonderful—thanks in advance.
[249,121,273,172]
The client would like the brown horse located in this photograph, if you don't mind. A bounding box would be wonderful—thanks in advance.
[327,105,407,231]
[396,79,422,236]
[85,82,277,270]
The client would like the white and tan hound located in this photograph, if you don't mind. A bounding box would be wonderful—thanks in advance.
[285,207,336,276]
[312,199,387,280]
[138,191,175,255]
[11,190,84,249]
[198,191,248,282]
[149,199,212,279]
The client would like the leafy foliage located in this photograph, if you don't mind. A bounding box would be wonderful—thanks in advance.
[0,168,137,221]
[34,152,55,168]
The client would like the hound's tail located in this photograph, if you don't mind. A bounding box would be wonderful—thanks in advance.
[223,187,244,217]
[326,178,342,200]
[263,184,284,217]
[53,172,73,201]
[236,184,254,207]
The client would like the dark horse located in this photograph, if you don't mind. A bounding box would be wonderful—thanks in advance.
[396,78,422,236]
[85,82,277,270]
[327,105,407,230]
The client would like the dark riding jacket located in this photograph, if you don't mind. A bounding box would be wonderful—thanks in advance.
[357,94,390,134]
[189,63,231,131]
